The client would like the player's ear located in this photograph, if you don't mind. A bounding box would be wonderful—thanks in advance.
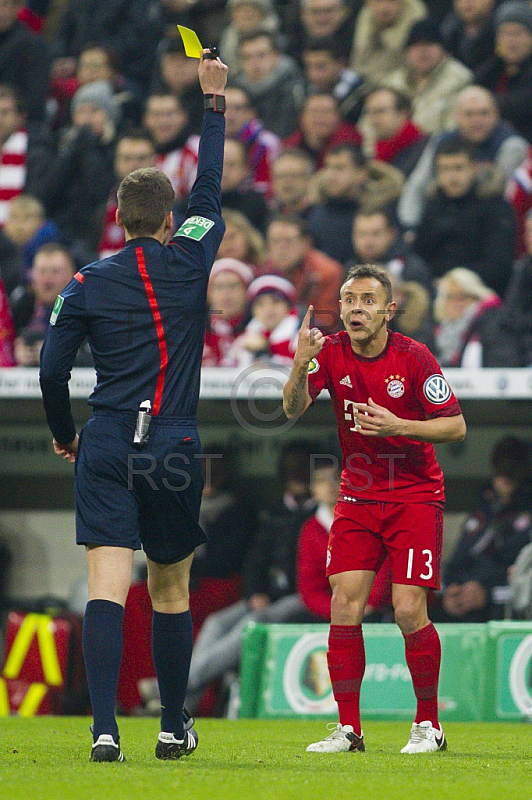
[385,301,397,322]
[165,210,173,232]
[116,209,124,230]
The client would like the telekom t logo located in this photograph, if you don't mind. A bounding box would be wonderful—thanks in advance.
[344,399,360,431]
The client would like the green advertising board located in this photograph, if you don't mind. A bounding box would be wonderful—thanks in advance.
[486,622,532,721]
[240,621,532,722]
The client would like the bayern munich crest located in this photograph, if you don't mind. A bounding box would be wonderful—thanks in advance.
[385,375,405,398]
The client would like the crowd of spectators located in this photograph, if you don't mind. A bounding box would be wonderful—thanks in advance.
[1,0,532,368]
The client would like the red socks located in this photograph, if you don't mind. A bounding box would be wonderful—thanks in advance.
[403,622,441,728]
[327,624,365,736]
[327,622,441,734]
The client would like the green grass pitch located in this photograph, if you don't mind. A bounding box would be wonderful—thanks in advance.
[1,717,532,800]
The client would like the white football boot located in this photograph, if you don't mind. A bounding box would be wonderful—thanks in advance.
[306,723,365,753]
[400,720,447,754]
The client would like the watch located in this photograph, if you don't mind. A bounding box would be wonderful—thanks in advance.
[204,94,226,113]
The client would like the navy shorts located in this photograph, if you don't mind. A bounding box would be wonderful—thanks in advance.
[75,410,206,564]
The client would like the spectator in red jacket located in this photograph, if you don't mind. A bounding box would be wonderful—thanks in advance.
[262,214,344,332]
[297,460,392,622]
[284,91,362,169]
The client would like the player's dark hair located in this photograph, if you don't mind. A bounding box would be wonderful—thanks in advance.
[342,264,393,304]
[117,167,175,237]
[435,134,476,162]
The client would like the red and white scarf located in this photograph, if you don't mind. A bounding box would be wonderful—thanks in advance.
[0,128,27,226]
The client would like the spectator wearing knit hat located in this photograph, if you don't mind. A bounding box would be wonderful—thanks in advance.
[203,258,254,367]
[475,1,532,142]
[35,80,118,261]
[384,19,473,136]
[228,274,299,366]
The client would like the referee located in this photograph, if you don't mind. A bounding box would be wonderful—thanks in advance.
[39,52,228,763]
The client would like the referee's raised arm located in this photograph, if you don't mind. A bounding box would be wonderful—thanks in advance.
[187,51,228,219]
[170,50,228,271]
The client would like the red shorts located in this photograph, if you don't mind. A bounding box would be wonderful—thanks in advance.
[326,499,443,590]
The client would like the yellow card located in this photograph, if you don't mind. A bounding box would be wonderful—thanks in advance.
[177,25,204,59]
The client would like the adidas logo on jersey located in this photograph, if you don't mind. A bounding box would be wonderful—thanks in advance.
[339,375,352,388]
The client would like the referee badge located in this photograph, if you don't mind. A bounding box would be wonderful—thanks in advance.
[50,295,64,326]
[176,215,214,241]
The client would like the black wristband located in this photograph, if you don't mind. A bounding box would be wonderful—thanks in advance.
[204,93,226,113]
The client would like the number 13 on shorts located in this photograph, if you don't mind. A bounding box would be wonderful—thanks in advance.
[406,548,433,581]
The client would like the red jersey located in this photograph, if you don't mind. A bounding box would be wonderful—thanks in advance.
[307,330,461,503]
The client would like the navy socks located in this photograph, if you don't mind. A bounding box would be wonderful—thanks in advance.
[83,599,124,742]
[152,610,193,739]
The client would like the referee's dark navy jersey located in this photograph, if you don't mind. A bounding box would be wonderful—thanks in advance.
[40,112,226,444]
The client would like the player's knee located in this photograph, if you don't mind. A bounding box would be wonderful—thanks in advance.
[331,586,365,623]
[393,601,426,633]
[148,578,189,607]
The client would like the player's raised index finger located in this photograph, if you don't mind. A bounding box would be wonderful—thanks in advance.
[301,306,313,329]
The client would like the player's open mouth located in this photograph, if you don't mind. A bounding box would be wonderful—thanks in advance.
[350,320,365,330]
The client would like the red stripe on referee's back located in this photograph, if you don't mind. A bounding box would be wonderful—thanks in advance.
[135,247,168,415]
